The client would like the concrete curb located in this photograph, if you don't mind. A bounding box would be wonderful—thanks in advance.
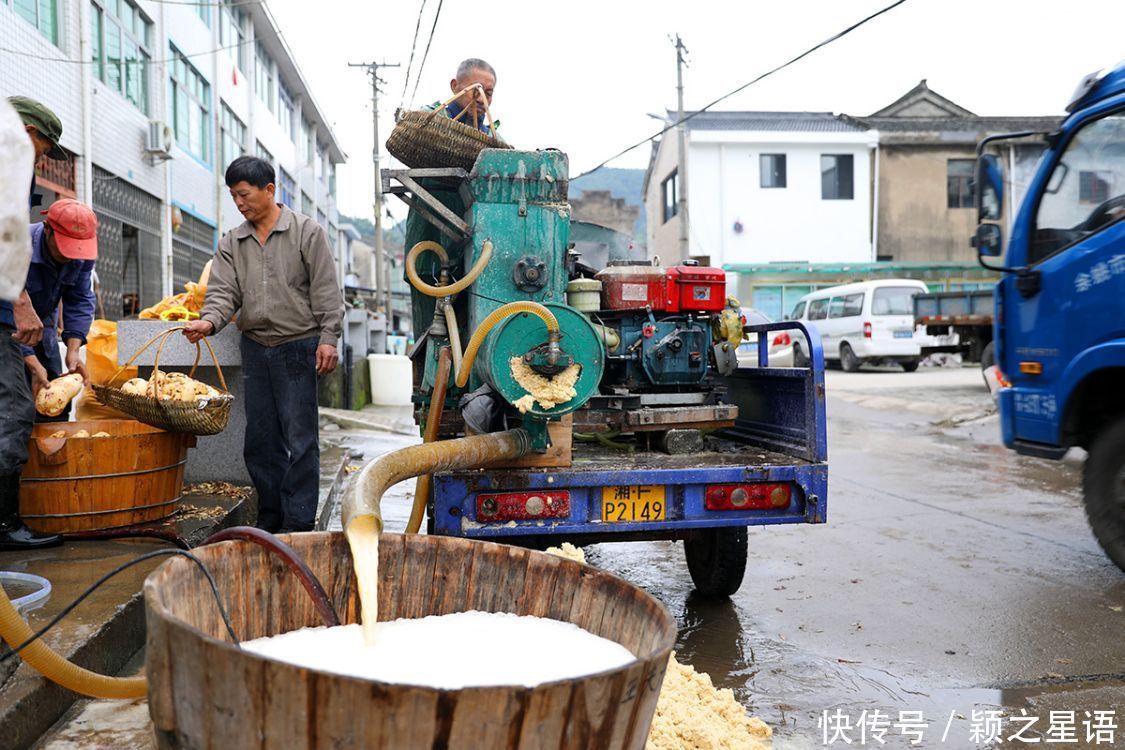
[319,407,417,436]
[315,445,350,532]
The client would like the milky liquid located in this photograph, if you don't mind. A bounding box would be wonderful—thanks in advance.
[344,516,380,647]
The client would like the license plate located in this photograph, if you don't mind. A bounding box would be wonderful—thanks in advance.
[894,330,913,339]
[601,486,666,522]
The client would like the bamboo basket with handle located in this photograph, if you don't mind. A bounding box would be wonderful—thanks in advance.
[145,532,677,749]
[93,327,233,436]
[386,83,511,170]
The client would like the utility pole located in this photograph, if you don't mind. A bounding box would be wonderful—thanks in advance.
[672,34,690,262]
[348,60,400,319]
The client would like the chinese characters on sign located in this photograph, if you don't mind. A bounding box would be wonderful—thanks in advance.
[1074,254,1125,293]
[818,708,1118,745]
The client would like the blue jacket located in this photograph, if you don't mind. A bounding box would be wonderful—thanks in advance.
[21,222,95,364]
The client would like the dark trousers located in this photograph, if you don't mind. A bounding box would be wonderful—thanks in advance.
[240,335,320,532]
[0,326,34,474]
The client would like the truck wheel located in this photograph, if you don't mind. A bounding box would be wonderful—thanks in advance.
[793,343,811,368]
[1083,420,1125,573]
[684,527,748,597]
[901,360,920,373]
[980,341,995,371]
[840,343,861,373]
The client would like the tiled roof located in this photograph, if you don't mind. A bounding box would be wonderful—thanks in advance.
[675,110,866,133]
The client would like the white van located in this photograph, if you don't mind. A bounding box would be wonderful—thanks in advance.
[784,279,929,372]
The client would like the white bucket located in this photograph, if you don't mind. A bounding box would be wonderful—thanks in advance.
[367,354,413,406]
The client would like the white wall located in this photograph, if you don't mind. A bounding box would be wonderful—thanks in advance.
[688,131,876,267]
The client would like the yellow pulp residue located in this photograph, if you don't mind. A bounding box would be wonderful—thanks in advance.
[345,515,381,647]
[544,542,586,564]
[508,357,581,413]
[646,652,773,750]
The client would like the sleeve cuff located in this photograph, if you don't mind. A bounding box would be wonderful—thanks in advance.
[319,333,339,347]
[201,314,226,334]
[20,345,34,358]
[61,332,87,347]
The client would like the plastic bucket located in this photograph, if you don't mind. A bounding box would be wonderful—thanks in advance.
[366,354,412,406]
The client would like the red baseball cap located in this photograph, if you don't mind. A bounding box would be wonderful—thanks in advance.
[42,199,98,260]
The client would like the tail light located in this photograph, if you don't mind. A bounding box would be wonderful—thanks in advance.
[772,333,791,347]
[476,491,570,522]
[863,322,872,339]
[705,483,791,511]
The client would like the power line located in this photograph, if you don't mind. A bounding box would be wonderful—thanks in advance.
[0,36,255,66]
[399,0,429,108]
[573,0,910,181]
[407,0,444,108]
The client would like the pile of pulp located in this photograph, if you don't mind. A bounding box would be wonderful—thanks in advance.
[242,611,636,689]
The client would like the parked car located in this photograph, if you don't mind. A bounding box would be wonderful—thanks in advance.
[736,308,796,368]
[782,279,930,372]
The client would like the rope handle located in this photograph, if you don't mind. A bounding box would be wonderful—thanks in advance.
[104,326,228,395]
[421,84,497,134]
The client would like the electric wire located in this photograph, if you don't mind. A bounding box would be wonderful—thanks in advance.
[573,0,910,180]
[0,36,255,66]
[399,0,429,108]
[0,548,240,663]
[407,0,444,108]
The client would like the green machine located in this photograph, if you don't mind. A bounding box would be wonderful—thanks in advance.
[398,149,605,451]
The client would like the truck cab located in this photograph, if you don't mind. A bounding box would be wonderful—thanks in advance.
[975,63,1125,570]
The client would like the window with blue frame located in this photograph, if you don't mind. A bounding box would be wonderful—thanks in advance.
[91,0,152,114]
[9,0,59,45]
[219,103,245,170]
[169,46,211,163]
[278,168,296,208]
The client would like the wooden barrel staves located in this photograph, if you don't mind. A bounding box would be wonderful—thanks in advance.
[144,532,677,749]
[20,420,192,533]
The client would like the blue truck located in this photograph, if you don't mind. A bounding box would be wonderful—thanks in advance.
[974,62,1125,571]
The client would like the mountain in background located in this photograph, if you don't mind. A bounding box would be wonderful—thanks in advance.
[569,167,647,238]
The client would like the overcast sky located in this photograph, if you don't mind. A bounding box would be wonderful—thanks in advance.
[268,0,1122,219]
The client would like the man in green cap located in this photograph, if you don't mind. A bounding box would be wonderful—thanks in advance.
[0,96,66,550]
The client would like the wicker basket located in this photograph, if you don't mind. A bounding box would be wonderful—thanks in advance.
[386,84,511,170]
[93,327,233,436]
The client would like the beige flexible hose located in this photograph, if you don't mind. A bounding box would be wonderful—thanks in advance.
[408,347,452,534]
[343,429,533,536]
[406,240,493,297]
[0,585,147,698]
[443,304,463,376]
[455,302,559,389]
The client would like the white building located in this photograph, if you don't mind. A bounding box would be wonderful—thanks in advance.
[643,111,878,313]
[1,0,345,319]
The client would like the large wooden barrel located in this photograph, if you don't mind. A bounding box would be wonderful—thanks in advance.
[144,532,677,749]
[20,420,192,533]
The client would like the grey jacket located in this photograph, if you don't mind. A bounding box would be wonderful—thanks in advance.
[201,204,343,347]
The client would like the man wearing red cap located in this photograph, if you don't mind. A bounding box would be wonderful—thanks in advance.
[19,199,98,420]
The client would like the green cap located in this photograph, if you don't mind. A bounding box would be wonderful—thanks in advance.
[7,96,65,160]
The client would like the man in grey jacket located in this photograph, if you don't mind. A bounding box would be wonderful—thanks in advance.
[184,156,343,533]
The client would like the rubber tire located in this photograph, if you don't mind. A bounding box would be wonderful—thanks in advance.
[1083,419,1125,573]
[840,342,861,373]
[793,343,811,369]
[684,527,748,598]
[980,341,995,371]
[901,360,919,373]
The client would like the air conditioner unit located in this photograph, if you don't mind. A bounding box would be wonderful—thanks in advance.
[144,120,174,162]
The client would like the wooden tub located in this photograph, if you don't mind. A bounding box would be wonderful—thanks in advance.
[20,420,192,533]
[144,532,677,749]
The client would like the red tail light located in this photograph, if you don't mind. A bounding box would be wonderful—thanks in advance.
[476,491,570,522]
[863,322,872,339]
[705,483,791,511]
[772,333,791,347]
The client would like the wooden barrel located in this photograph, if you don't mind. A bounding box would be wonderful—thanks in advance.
[144,532,677,749]
[20,420,192,533]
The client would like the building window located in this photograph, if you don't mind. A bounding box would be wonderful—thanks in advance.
[219,0,247,70]
[278,168,296,208]
[328,162,336,197]
[1079,171,1111,204]
[947,159,974,208]
[299,119,312,163]
[316,209,327,229]
[219,103,245,170]
[169,47,210,163]
[194,1,208,26]
[255,42,275,113]
[12,0,58,45]
[278,82,295,140]
[820,154,853,200]
[91,0,152,114]
[317,143,328,181]
[760,154,787,188]
[661,170,678,223]
[305,124,316,165]
[255,141,273,167]
[301,191,314,217]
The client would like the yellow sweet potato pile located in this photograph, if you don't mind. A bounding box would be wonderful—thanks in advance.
[121,372,219,403]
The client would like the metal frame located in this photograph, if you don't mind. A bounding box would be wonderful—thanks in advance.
[381,168,472,241]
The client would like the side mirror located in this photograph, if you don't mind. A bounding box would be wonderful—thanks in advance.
[973,223,1003,257]
[975,154,1003,222]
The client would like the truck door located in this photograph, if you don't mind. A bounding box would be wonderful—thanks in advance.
[1002,108,1125,447]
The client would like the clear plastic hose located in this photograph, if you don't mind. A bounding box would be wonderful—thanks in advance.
[455,302,560,389]
[406,240,493,297]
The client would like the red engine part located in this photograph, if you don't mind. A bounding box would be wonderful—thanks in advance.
[596,264,668,311]
[664,265,727,313]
